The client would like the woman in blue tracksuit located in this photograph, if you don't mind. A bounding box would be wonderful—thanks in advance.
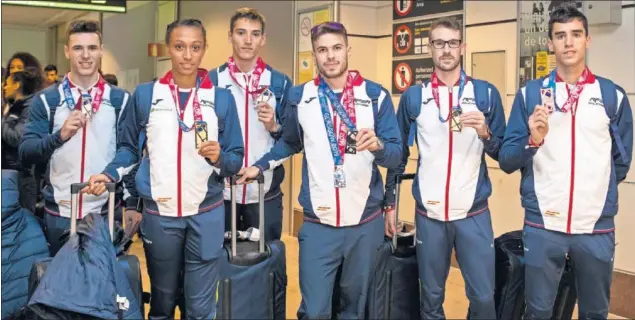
[83,19,244,319]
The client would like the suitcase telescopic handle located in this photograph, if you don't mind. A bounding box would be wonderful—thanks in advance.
[229,174,266,257]
[392,173,415,250]
[70,182,116,241]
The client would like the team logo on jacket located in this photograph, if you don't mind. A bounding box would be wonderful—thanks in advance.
[150,106,171,113]
[151,98,163,105]
[544,210,560,216]
[354,98,371,107]
[304,97,317,103]
[588,97,604,107]
[200,100,214,108]
[422,97,434,105]
[102,99,113,107]
[461,97,476,105]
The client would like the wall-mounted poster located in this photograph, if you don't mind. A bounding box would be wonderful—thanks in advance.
[296,5,332,84]
[392,14,463,58]
[518,0,582,87]
[393,0,464,20]
[392,58,434,94]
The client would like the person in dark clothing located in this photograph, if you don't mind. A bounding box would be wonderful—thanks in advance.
[2,67,45,211]
[103,73,118,86]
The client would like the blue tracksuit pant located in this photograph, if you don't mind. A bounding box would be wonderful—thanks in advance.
[416,211,496,319]
[140,204,225,320]
[223,193,283,242]
[44,207,122,256]
[523,225,615,319]
[297,215,384,320]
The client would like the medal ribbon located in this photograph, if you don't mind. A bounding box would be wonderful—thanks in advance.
[317,71,359,166]
[430,70,466,123]
[164,69,208,132]
[547,67,595,114]
[62,73,106,113]
[227,56,268,100]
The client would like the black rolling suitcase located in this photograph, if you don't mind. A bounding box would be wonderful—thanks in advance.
[27,182,145,317]
[365,173,420,320]
[216,175,287,320]
[494,230,577,320]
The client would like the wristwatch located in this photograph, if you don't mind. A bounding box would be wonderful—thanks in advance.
[480,127,493,142]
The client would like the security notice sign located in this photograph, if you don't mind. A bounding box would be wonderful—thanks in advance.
[392,59,434,94]
[392,14,463,58]
[393,0,463,20]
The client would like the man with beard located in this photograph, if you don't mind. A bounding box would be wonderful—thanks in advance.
[500,4,632,318]
[384,17,506,319]
[19,20,140,255]
[210,8,292,242]
[237,22,402,319]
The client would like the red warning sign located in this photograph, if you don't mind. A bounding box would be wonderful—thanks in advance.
[393,62,413,92]
[393,24,412,55]
[394,0,413,17]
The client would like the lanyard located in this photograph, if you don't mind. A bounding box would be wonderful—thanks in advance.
[62,74,106,113]
[430,70,466,123]
[317,71,359,166]
[227,56,268,100]
[545,67,592,114]
[165,70,206,132]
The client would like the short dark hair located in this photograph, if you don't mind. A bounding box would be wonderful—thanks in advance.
[44,64,58,73]
[230,7,266,33]
[310,22,348,49]
[6,52,41,76]
[165,18,207,45]
[429,17,463,40]
[548,2,588,39]
[10,66,44,96]
[67,20,102,43]
[103,74,118,86]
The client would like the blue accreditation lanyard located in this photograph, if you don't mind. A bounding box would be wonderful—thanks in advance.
[317,79,356,166]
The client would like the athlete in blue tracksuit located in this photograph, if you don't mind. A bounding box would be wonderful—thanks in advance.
[84,19,244,319]
[499,5,633,319]
[239,22,402,319]
[19,20,138,256]
[210,8,292,241]
[384,18,506,319]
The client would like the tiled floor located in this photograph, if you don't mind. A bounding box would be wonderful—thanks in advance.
[131,235,624,319]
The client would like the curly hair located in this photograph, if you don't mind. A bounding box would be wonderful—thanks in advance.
[6,52,42,76]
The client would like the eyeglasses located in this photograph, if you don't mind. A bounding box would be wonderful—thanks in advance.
[311,21,346,36]
[430,39,462,49]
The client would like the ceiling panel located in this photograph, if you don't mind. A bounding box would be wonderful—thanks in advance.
[1,5,88,28]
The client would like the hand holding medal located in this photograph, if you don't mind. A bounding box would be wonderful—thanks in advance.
[60,110,87,142]
[255,87,278,132]
[460,110,490,138]
[528,105,550,145]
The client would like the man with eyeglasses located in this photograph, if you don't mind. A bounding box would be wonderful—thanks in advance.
[209,7,292,242]
[238,21,402,319]
[384,17,506,319]
[500,4,632,318]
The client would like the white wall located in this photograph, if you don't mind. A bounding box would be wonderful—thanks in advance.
[101,2,156,90]
[1,25,49,68]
